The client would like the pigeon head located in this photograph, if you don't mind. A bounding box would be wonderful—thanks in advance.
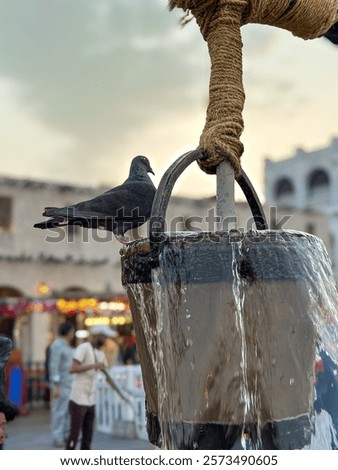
[130,155,155,176]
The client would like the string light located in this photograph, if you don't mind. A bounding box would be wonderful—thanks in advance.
[0,296,131,318]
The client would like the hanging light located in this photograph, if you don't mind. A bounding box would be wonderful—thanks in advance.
[36,282,50,297]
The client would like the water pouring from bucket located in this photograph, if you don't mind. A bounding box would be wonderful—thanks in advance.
[121,149,338,450]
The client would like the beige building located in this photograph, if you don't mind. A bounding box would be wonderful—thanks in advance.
[265,137,338,275]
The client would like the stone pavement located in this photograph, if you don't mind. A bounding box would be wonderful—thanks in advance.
[3,406,155,450]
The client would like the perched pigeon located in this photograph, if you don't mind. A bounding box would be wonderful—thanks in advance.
[33,155,156,243]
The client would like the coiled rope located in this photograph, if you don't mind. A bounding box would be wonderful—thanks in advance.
[169,0,338,175]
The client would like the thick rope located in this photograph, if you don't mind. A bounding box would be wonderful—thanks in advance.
[169,0,338,175]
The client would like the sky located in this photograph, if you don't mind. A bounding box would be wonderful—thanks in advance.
[0,0,337,202]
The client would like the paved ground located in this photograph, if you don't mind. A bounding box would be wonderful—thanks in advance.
[3,406,155,450]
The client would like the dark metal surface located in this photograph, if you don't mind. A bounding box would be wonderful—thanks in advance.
[149,149,268,242]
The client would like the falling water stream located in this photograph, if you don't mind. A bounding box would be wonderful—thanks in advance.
[121,229,338,450]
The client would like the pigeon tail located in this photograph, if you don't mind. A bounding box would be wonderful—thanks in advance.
[34,217,67,229]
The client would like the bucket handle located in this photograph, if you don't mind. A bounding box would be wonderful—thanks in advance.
[149,149,268,243]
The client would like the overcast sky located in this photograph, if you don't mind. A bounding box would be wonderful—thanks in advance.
[0,0,337,202]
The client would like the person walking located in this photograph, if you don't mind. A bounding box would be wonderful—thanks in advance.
[48,321,75,448]
[65,324,117,450]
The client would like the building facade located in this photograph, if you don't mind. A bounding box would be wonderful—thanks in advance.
[265,137,338,277]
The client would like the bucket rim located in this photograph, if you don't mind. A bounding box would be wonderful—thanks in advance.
[120,228,321,258]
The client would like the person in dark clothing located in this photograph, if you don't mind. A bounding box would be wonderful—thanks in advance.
[0,337,12,394]
[0,336,19,449]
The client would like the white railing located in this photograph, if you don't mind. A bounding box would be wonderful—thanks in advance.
[96,364,148,440]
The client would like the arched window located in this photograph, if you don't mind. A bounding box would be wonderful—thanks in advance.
[62,286,89,296]
[307,169,330,205]
[0,286,22,297]
[0,286,23,337]
[274,178,294,200]
[0,197,12,231]
[308,169,330,190]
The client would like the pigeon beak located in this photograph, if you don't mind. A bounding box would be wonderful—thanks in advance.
[149,166,155,175]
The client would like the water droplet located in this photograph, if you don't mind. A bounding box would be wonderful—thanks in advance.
[289,378,295,385]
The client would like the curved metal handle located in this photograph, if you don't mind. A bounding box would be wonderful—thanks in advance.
[149,149,268,242]
[236,172,268,231]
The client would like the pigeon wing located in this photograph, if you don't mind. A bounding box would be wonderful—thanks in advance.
[34,180,155,233]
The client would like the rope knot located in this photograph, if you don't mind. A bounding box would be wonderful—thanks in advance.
[169,0,338,174]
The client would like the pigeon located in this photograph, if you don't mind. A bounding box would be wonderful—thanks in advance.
[33,155,156,243]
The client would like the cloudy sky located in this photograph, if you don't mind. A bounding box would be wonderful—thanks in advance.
[0,0,337,202]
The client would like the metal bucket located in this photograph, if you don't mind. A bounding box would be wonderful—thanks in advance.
[121,150,338,450]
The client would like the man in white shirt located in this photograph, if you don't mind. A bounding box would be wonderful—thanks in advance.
[65,325,117,450]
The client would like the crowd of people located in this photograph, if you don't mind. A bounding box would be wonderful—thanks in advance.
[1,321,139,450]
